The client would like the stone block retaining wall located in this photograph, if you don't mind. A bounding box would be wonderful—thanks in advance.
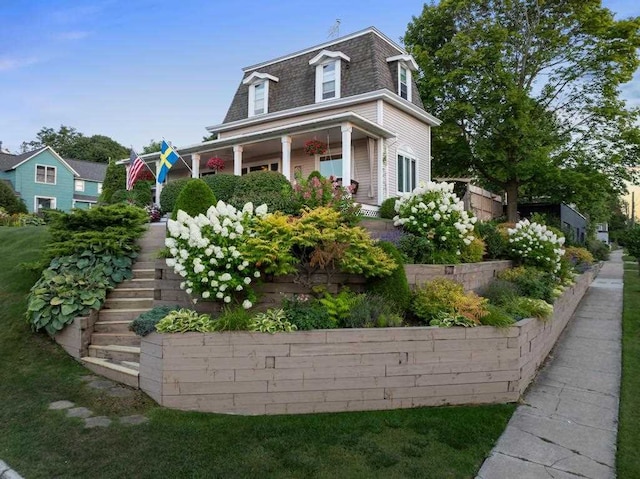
[53,311,98,359]
[139,268,596,415]
[404,261,512,292]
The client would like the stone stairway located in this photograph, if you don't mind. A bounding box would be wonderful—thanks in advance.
[80,223,166,388]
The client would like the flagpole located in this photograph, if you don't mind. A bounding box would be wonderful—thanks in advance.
[131,147,157,179]
[163,138,193,174]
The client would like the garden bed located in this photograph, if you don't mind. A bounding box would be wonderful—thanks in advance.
[139,268,597,415]
[404,260,512,292]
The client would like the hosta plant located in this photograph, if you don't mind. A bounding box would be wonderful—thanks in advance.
[249,309,298,333]
[155,309,215,333]
[507,219,565,273]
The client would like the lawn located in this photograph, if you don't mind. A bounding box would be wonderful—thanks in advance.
[617,261,640,478]
[0,226,515,479]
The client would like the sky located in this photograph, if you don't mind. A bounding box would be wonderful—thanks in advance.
[1,0,640,154]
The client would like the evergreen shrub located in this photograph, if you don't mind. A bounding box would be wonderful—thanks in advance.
[129,305,179,336]
[379,197,398,219]
[366,241,411,312]
[202,174,241,202]
[0,181,27,214]
[159,178,190,214]
[172,178,217,219]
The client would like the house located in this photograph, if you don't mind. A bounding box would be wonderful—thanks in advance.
[135,27,441,212]
[596,222,609,245]
[0,146,106,212]
[518,202,587,244]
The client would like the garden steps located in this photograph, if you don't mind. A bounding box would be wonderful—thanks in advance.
[98,308,150,322]
[88,344,140,362]
[107,288,155,299]
[103,297,154,309]
[93,320,131,333]
[80,357,139,388]
[132,268,155,279]
[91,332,140,347]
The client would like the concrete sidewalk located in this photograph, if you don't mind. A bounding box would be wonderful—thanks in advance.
[477,250,623,479]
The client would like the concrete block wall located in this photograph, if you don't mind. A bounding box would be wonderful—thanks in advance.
[139,268,595,415]
[404,261,513,292]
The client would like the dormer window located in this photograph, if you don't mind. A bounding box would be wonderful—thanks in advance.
[387,54,419,102]
[242,72,279,117]
[309,50,350,103]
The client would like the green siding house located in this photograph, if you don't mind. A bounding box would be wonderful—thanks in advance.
[0,146,107,212]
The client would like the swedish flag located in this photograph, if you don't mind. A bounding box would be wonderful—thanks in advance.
[157,140,180,183]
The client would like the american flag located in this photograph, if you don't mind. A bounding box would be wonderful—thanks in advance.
[126,149,146,190]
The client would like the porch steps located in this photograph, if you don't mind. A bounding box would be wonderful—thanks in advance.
[79,224,167,388]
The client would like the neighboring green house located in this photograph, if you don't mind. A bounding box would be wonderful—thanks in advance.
[0,146,107,212]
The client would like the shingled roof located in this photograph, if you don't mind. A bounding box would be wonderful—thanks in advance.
[65,158,107,181]
[223,27,425,124]
[0,148,46,171]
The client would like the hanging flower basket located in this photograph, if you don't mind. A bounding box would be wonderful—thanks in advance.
[304,140,327,156]
[207,157,225,172]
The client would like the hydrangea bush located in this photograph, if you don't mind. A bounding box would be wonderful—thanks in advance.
[393,181,477,261]
[165,201,268,309]
[507,219,565,272]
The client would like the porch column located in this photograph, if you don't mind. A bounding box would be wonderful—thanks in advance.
[233,145,243,176]
[281,136,292,181]
[341,123,352,188]
[191,153,200,179]
[154,160,163,206]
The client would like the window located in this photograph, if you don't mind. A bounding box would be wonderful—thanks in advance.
[243,72,278,117]
[253,82,265,114]
[319,154,342,178]
[35,165,56,184]
[241,162,279,175]
[397,154,416,193]
[322,62,336,100]
[309,50,349,103]
[97,183,103,194]
[74,179,85,192]
[399,65,410,100]
[34,196,56,212]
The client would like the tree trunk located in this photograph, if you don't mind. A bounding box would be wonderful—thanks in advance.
[505,180,519,223]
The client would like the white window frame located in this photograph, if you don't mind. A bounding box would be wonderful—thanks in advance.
[315,59,341,103]
[240,158,280,175]
[397,151,417,194]
[398,65,411,102]
[35,164,57,185]
[248,80,269,117]
[97,182,103,194]
[34,196,57,212]
[74,179,85,192]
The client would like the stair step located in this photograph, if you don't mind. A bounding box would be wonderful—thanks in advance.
[107,288,155,299]
[98,308,149,322]
[137,254,159,262]
[89,344,140,362]
[121,278,155,288]
[91,333,140,347]
[121,361,140,371]
[94,320,132,333]
[80,357,139,388]
[132,269,154,279]
[103,297,154,309]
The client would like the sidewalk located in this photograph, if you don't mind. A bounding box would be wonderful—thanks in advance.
[0,460,23,479]
[477,250,623,479]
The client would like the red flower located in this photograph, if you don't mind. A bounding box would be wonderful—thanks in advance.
[207,157,225,171]
[303,140,327,156]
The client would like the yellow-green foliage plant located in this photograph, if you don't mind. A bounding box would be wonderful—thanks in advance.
[411,278,489,326]
[460,237,486,263]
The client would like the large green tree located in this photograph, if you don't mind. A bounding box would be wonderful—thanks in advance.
[405,0,640,221]
[21,126,128,163]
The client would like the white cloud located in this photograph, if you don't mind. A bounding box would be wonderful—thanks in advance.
[54,31,91,41]
[0,56,39,72]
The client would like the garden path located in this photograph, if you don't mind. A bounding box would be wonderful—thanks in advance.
[476,250,623,479]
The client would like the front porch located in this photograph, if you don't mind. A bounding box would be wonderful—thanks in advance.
[143,113,395,208]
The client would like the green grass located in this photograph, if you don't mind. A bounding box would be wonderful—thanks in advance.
[617,262,640,478]
[0,226,515,479]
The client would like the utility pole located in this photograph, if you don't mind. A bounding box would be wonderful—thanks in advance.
[632,191,636,227]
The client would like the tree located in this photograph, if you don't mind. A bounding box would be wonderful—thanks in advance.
[142,140,162,154]
[99,160,126,204]
[0,182,27,214]
[21,126,128,163]
[405,0,640,222]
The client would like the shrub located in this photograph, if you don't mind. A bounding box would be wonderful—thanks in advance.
[99,160,126,204]
[481,279,521,305]
[0,181,27,214]
[480,304,516,327]
[507,219,565,272]
[366,241,411,312]
[211,306,252,331]
[394,181,477,264]
[411,278,488,326]
[475,221,509,260]
[133,180,153,207]
[319,289,358,325]
[291,172,362,224]
[503,297,554,321]
[497,266,556,302]
[249,309,297,333]
[172,178,217,219]
[282,296,336,330]
[202,174,241,202]
[379,197,398,219]
[235,171,292,195]
[624,227,640,261]
[587,238,610,261]
[130,305,179,336]
[155,309,215,333]
[460,237,486,263]
[429,312,478,328]
[343,294,404,328]
[563,246,594,272]
[159,178,190,214]
[229,191,296,215]
[398,233,459,264]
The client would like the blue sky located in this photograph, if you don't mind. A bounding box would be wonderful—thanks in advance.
[1,0,639,154]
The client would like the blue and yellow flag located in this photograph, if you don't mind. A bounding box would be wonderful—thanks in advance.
[157,140,180,183]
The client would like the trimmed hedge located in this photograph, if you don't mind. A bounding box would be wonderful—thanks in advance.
[159,178,190,214]
[173,179,217,218]
[234,171,292,195]
[202,174,241,202]
[379,197,398,219]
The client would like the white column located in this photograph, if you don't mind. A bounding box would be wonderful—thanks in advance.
[191,153,200,179]
[377,138,384,205]
[154,161,163,206]
[233,145,243,176]
[281,136,292,181]
[341,123,352,187]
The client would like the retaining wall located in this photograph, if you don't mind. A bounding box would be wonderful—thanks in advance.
[404,261,512,292]
[53,310,98,358]
[139,268,596,415]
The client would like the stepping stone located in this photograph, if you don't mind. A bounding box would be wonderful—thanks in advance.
[87,379,116,390]
[48,400,75,410]
[79,375,98,382]
[66,407,93,419]
[84,416,112,428]
[120,415,149,425]
[107,387,134,398]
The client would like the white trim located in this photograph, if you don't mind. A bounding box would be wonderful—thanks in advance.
[206,90,441,134]
[34,195,56,211]
[74,179,85,192]
[377,138,384,205]
[34,164,57,185]
[242,72,279,85]
[97,182,103,194]
[248,80,269,117]
[398,65,412,102]
[308,49,350,66]
[240,158,281,175]
[396,149,418,194]
[11,146,79,176]
[386,54,419,71]
[314,59,342,103]
[376,99,384,126]
[243,27,405,72]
